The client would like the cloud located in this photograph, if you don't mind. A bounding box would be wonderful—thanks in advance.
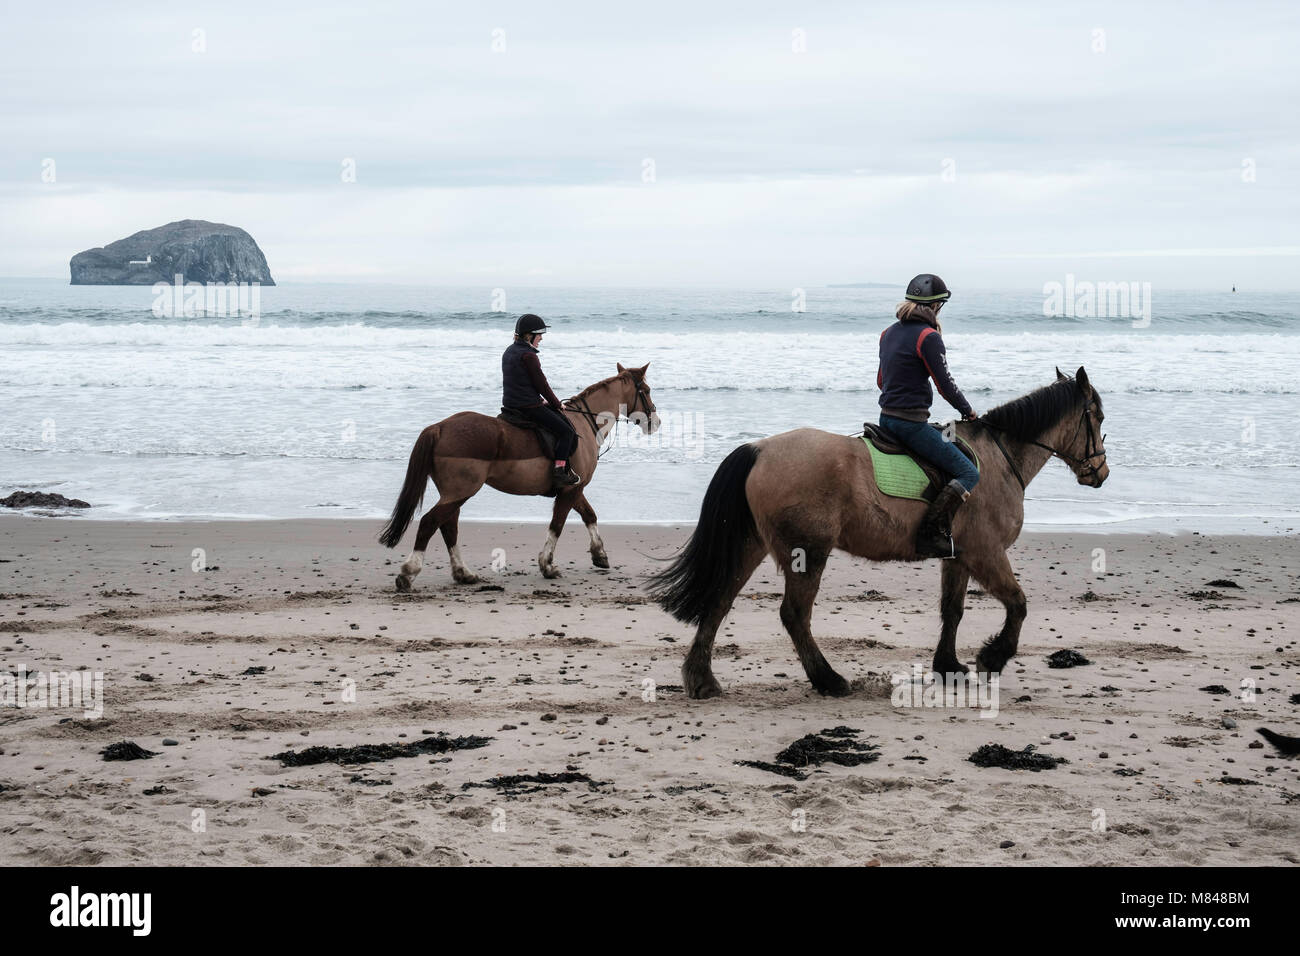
[1,0,1297,285]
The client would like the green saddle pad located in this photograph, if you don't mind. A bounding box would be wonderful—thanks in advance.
[860,435,979,501]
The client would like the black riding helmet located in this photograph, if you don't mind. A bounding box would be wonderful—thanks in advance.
[514,313,550,336]
[905,274,952,304]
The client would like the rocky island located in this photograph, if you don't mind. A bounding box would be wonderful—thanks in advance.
[69,220,275,285]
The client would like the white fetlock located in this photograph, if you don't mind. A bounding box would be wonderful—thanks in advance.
[538,530,560,577]
[400,551,424,578]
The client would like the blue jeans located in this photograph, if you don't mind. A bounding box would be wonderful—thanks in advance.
[879,414,980,493]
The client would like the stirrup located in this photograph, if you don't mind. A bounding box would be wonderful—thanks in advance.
[916,530,960,560]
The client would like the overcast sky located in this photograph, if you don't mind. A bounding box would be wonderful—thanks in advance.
[1,1,1297,287]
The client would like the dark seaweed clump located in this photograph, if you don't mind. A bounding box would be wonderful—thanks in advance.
[461,770,604,796]
[271,733,491,767]
[1046,649,1091,669]
[737,726,879,780]
[101,741,158,761]
[968,744,1067,772]
[1199,684,1232,695]
[734,760,808,780]
[777,726,880,767]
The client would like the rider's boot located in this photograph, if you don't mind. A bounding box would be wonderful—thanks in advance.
[915,479,969,559]
[552,461,580,487]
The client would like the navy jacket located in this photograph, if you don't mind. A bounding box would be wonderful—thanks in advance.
[502,340,563,410]
[877,318,973,418]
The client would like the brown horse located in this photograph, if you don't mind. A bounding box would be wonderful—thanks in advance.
[649,367,1108,699]
[379,363,658,589]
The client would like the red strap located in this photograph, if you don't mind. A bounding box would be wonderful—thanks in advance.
[915,327,944,390]
[877,328,888,388]
[915,326,935,356]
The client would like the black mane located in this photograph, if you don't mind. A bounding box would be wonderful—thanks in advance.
[980,378,1084,442]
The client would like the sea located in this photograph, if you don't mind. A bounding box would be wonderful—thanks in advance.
[2,279,1297,535]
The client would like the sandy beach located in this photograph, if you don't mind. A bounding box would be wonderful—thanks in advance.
[1,516,1296,866]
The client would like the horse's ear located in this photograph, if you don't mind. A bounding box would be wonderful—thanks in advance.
[1055,366,1066,381]
[1076,366,1090,391]
[616,362,626,373]
[638,362,650,375]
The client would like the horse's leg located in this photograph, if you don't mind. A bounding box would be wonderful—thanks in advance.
[396,496,468,591]
[933,559,971,676]
[538,489,579,579]
[773,537,849,697]
[682,538,767,699]
[572,492,608,569]
[438,503,479,584]
[968,550,1027,675]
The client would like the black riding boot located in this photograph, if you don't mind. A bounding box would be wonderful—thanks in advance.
[552,464,580,488]
[915,479,969,559]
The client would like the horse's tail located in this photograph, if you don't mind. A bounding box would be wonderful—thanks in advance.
[378,426,437,548]
[648,443,760,625]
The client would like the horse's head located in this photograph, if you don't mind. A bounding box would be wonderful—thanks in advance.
[616,362,660,435]
[1055,365,1109,487]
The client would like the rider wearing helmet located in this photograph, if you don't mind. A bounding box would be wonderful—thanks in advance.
[877,274,980,558]
[503,314,581,487]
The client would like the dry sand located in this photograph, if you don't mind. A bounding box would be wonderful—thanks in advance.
[1,515,1297,866]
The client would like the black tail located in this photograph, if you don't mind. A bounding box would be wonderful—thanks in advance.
[648,443,760,625]
[1257,727,1300,756]
[378,427,436,548]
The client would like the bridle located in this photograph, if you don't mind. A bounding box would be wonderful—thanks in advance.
[564,377,656,458]
[980,396,1107,490]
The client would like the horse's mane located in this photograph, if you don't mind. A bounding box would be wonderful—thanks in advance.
[979,377,1087,442]
[566,371,632,404]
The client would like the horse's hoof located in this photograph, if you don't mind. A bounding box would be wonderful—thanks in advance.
[686,676,723,699]
[591,551,610,569]
[541,567,562,580]
[932,657,970,677]
[453,570,480,585]
[814,672,852,697]
[975,652,1006,675]
[394,575,411,593]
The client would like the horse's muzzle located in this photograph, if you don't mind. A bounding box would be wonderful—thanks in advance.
[1079,458,1109,487]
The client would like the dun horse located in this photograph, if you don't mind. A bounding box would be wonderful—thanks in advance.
[380,363,658,589]
[649,367,1108,699]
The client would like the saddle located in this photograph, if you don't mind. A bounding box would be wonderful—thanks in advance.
[498,407,560,497]
[860,422,979,502]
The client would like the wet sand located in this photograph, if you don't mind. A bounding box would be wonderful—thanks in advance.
[1,516,1297,865]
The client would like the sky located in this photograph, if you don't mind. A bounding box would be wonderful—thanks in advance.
[1,0,1297,288]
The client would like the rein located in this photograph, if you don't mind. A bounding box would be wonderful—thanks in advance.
[975,397,1106,490]
[563,378,653,459]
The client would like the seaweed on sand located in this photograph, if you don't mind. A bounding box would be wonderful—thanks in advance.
[968,743,1067,772]
[737,726,880,780]
[270,733,492,767]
